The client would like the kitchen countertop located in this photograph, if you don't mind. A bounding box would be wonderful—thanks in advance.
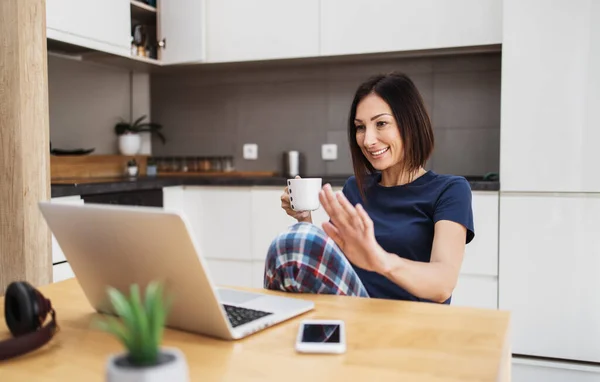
[50,174,500,198]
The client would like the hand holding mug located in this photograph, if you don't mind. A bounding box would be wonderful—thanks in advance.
[280,176,322,223]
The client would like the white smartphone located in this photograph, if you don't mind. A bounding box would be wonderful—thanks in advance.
[295,319,346,354]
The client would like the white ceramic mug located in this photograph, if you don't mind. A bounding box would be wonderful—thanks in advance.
[287,178,322,211]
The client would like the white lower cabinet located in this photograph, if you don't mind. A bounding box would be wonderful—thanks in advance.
[53,262,75,283]
[451,275,497,309]
[49,195,83,283]
[462,191,498,276]
[512,357,600,382]
[165,186,500,309]
[499,193,600,363]
[205,259,253,289]
[250,187,298,262]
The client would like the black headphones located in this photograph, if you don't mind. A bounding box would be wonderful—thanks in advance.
[1,281,58,361]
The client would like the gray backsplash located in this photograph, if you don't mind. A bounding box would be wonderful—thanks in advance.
[47,51,501,178]
[150,52,501,177]
[48,54,150,155]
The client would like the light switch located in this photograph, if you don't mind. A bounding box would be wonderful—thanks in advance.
[321,144,337,161]
[243,143,258,160]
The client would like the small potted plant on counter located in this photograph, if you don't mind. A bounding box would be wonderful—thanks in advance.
[95,281,189,382]
[114,115,166,156]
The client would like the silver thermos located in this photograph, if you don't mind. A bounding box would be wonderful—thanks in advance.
[283,150,303,177]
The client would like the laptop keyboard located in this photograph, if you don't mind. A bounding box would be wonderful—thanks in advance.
[222,304,273,328]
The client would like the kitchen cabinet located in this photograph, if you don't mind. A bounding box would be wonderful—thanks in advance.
[500,0,600,192]
[461,191,498,276]
[163,185,499,312]
[319,0,502,57]
[499,193,600,363]
[512,357,600,382]
[449,191,499,309]
[49,195,83,283]
[46,0,131,57]
[451,275,497,310]
[154,0,206,65]
[82,189,163,207]
[53,262,75,283]
[205,0,320,63]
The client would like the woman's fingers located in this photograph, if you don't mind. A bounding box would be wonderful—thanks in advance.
[322,221,343,250]
[321,184,349,227]
[335,191,364,231]
[356,203,373,234]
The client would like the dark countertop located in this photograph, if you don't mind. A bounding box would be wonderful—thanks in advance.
[51,174,500,198]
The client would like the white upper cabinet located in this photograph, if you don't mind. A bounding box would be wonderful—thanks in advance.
[319,0,502,57]
[158,0,206,64]
[205,0,320,63]
[46,0,131,56]
[500,0,600,192]
[499,194,600,363]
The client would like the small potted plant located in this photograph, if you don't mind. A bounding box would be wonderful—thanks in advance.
[114,115,166,156]
[95,281,189,382]
[126,159,139,177]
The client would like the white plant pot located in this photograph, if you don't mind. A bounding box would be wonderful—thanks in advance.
[105,347,189,382]
[118,134,141,156]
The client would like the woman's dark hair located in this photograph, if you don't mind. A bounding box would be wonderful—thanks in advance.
[348,72,434,199]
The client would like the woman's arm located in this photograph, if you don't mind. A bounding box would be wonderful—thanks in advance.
[376,220,467,303]
[319,183,471,303]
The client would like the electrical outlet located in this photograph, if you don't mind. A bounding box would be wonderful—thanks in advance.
[321,144,337,161]
[243,143,258,160]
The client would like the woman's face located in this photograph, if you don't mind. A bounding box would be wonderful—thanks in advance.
[354,93,403,171]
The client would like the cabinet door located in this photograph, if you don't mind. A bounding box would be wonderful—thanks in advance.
[250,188,297,262]
[499,194,600,363]
[512,357,600,382]
[451,275,497,310]
[500,0,600,192]
[50,196,84,264]
[53,262,75,283]
[158,0,206,64]
[46,0,130,56]
[206,0,320,63]
[462,191,498,276]
[320,0,501,56]
[178,187,253,261]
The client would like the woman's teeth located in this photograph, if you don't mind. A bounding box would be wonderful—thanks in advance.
[370,147,389,157]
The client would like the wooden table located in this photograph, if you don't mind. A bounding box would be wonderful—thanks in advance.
[0,279,511,381]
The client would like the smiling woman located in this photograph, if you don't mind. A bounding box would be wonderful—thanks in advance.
[266,72,474,305]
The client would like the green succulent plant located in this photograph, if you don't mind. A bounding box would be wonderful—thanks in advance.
[114,114,166,144]
[95,281,172,366]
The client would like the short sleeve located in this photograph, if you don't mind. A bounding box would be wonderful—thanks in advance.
[433,178,475,244]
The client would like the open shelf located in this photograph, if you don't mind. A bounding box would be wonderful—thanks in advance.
[130,0,156,24]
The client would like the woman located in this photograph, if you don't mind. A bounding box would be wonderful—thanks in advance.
[265,72,474,304]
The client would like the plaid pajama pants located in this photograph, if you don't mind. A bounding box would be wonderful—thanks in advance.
[263,222,370,297]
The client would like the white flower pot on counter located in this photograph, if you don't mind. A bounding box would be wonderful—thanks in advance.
[105,347,189,382]
[118,134,141,156]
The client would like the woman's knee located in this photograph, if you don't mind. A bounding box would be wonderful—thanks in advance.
[265,222,330,264]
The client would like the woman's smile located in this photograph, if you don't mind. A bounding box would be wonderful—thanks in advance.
[367,146,390,159]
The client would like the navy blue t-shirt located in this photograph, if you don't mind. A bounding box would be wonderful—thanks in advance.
[341,170,474,304]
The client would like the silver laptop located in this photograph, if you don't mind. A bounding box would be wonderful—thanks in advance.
[38,201,314,340]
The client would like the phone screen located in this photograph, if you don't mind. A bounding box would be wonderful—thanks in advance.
[301,324,341,343]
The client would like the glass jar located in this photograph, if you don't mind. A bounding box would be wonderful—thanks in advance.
[222,156,234,172]
[157,157,169,172]
[188,157,199,172]
[199,157,211,172]
[211,157,222,172]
